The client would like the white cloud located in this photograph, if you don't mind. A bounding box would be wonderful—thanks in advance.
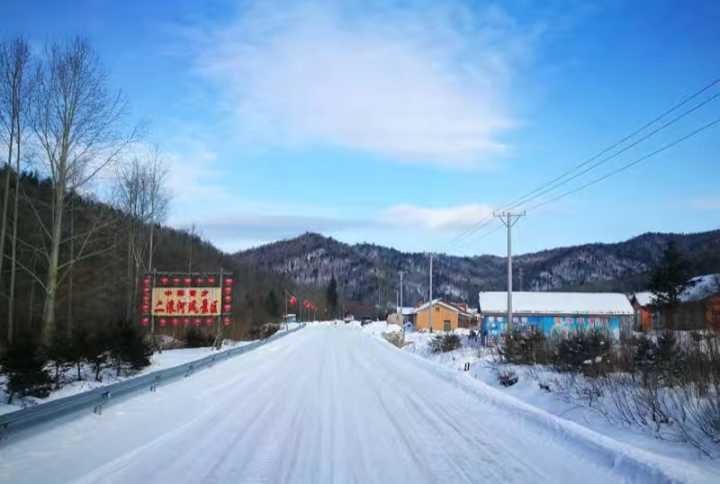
[192,1,536,169]
[381,203,493,231]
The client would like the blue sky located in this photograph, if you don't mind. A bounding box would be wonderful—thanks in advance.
[4,0,719,256]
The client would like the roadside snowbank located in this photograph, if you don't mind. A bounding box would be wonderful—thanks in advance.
[0,339,256,415]
[364,325,719,480]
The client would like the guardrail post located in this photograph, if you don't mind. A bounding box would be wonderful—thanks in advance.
[93,391,111,415]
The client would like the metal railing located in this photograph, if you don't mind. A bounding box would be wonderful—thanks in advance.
[0,325,304,440]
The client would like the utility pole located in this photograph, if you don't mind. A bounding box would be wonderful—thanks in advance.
[494,210,525,332]
[428,254,434,333]
[399,270,405,336]
[399,271,404,310]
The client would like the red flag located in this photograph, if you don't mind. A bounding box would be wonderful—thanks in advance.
[289,295,297,305]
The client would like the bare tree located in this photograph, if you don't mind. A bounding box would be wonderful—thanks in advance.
[0,37,31,343]
[114,146,169,320]
[31,38,135,345]
[145,147,169,271]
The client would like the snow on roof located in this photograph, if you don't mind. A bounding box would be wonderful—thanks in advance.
[680,274,720,302]
[633,274,720,306]
[415,299,473,316]
[479,291,634,316]
[633,291,655,307]
[399,307,416,315]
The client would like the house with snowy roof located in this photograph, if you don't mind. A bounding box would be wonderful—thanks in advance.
[414,299,476,332]
[642,274,720,331]
[386,306,417,326]
[478,291,635,339]
[629,291,655,331]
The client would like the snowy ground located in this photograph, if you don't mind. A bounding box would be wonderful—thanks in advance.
[2,324,718,483]
[0,339,256,416]
[371,326,720,471]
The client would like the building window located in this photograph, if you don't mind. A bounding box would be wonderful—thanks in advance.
[443,320,451,332]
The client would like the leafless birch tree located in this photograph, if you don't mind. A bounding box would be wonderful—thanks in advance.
[31,38,136,345]
[114,146,169,320]
[0,37,31,343]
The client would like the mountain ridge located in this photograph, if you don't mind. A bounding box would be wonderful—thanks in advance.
[233,229,720,306]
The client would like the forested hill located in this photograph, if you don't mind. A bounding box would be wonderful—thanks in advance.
[0,168,302,341]
[234,230,720,307]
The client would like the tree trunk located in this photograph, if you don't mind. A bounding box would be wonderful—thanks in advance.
[28,252,37,324]
[147,222,154,271]
[66,195,74,336]
[8,117,21,342]
[126,227,134,321]
[0,122,15,304]
[42,182,65,346]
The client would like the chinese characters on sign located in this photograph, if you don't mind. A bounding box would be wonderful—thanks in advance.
[151,287,222,316]
[139,272,234,329]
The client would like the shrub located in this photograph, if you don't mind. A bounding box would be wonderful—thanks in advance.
[46,331,73,389]
[429,334,461,353]
[85,328,112,382]
[184,327,215,348]
[68,326,92,381]
[555,330,612,377]
[110,322,152,375]
[499,328,549,365]
[0,333,52,404]
[261,323,280,339]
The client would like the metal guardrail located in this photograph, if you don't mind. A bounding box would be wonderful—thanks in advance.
[0,325,304,440]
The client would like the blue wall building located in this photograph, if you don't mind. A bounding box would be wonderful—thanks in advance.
[479,291,635,339]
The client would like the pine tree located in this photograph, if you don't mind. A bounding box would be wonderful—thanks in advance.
[47,331,72,389]
[649,241,694,329]
[326,275,338,316]
[110,322,152,375]
[264,288,280,318]
[1,333,52,403]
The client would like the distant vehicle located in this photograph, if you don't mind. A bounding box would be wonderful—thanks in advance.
[343,313,354,323]
[360,317,373,325]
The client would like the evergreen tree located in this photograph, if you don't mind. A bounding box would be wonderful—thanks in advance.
[68,326,92,381]
[326,275,338,316]
[264,288,281,318]
[649,241,694,329]
[47,331,73,388]
[86,328,111,382]
[1,333,52,403]
[110,322,152,375]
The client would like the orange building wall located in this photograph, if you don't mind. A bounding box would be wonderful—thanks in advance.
[707,295,720,332]
[415,304,458,332]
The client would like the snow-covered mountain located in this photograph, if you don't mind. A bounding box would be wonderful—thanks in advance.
[234,230,720,305]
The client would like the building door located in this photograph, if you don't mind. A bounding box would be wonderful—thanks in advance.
[443,320,451,332]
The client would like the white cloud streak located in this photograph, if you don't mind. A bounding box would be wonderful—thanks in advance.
[381,203,494,230]
[193,1,536,169]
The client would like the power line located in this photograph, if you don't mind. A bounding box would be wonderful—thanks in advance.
[444,78,720,250]
[507,90,720,211]
[526,116,720,213]
[503,79,720,211]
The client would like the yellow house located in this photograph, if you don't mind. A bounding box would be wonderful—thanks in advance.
[415,299,475,332]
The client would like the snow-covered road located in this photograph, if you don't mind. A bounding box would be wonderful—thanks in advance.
[1,325,714,483]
